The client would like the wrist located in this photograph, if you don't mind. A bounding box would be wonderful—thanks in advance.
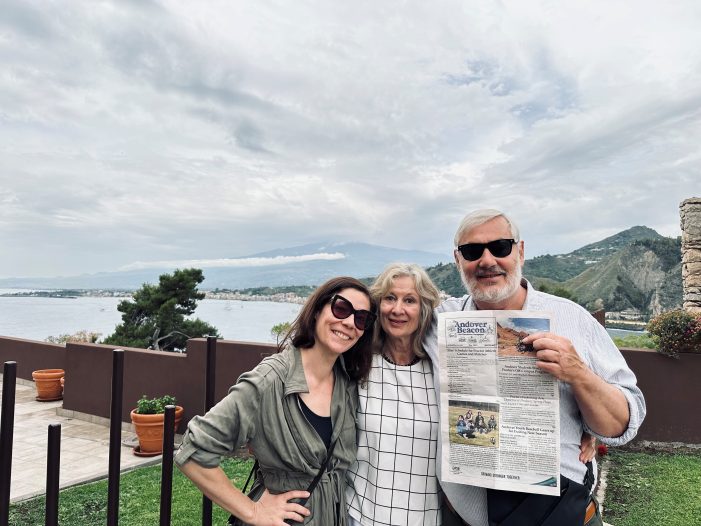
[243,499,257,524]
[569,362,595,389]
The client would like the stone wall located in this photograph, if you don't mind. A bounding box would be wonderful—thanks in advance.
[680,197,701,313]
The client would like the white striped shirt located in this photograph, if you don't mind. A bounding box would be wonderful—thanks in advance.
[424,280,646,526]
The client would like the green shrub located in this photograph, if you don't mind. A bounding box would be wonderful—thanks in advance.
[135,394,177,414]
[646,310,701,357]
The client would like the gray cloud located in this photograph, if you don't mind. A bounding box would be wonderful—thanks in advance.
[0,0,699,277]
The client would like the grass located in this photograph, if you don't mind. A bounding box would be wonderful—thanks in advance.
[612,333,657,349]
[604,448,701,526]
[8,457,253,526]
[448,405,500,447]
[10,448,701,525]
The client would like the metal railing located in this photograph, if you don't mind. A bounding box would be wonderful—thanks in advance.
[0,336,219,526]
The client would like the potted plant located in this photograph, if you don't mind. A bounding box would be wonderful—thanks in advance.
[32,369,65,401]
[646,309,701,358]
[130,394,184,456]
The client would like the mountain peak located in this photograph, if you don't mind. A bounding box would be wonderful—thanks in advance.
[573,226,662,256]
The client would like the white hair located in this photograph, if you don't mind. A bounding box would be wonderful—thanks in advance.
[453,209,520,246]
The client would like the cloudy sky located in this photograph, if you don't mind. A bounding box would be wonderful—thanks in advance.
[1,1,699,278]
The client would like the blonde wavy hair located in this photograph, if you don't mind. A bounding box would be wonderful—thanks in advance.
[369,262,440,358]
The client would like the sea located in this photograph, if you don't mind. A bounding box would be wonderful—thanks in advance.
[0,289,643,344]
[0,290,302,344]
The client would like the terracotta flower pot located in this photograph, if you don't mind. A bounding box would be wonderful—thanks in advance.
[130,406,184,456]
[32,369,65,401]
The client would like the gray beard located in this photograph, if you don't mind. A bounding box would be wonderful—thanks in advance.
[460,263,522,305]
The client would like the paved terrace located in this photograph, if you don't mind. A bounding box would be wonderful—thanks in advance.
[1,376,163,503]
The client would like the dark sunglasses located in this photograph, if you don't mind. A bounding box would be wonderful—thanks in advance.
[330,294,376,331]
[457,239,516,261]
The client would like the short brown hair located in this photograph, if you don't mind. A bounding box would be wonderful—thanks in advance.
[283,276,376,383]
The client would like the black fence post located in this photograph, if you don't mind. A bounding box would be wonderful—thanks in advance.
[1,361,17,526]
[202,336,217,526]
[159,405,176,526]
[45,423,61,526]
[107,349,124,526]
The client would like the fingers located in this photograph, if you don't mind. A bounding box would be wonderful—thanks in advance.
[279,491,311,522]
[521,331,549,344]
[278,502,309,525]
[528,333,588,384]
[579,438,596,463]
[579,447,595,463]
[284,501,311,520]
[535,348,560,363]
[281,490,311,502]
[253,489,311,525]
[522,332,571,351]
[283,510,308,524]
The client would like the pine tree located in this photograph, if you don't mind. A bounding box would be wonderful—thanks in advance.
[103,268,219,352]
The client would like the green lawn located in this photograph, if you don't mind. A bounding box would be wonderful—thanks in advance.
[612,333,656,349]
[604,449,701,526]
[8,457,253,526]
[10,449,701,525]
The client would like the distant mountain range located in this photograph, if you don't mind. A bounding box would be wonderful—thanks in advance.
[0,242,447,290]
[426,226,682,316]
[0,229,683,315]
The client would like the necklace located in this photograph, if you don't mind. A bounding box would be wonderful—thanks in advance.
[381,351,421,366]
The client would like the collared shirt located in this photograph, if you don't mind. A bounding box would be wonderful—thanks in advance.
[424,280,646,526]
[175,346,358,526]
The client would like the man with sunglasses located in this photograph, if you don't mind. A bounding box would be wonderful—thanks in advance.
[426,209,646,526]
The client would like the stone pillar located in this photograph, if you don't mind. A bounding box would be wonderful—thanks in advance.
[680,197,701,314]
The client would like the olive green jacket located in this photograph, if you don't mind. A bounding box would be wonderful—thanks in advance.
[175,346,358,525]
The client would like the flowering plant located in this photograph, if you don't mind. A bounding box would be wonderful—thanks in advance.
[646,310,701,358]
[596,444,608,457]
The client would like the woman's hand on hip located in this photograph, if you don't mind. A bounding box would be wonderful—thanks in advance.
[250,488,311,525]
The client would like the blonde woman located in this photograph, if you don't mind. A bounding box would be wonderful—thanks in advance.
[346,263,442,526]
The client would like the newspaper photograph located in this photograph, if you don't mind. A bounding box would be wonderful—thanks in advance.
[438,310,560,496]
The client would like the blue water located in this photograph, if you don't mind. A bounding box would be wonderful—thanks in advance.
[0,291,301,344]
[0,290,640,344]
[607,328,647,338]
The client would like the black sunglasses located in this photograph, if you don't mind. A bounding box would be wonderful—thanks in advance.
[457,239,516,261]
[330,294,376,331]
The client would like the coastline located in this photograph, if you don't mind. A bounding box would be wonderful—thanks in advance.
[0,289,307,305]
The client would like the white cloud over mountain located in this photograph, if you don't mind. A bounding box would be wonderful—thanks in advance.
[118,252,346,271]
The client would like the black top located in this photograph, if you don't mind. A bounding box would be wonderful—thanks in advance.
[298,395,332,450]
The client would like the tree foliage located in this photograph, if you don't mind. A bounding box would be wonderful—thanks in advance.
[270,321,292,345]
[537,283,580,304]
[103,268,219,352]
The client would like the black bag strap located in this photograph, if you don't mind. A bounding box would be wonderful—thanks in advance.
[232,438,338,523]
[241,459,259,494]
[281,438,338,525]
[582,461,595,493]
[299,437,338,503]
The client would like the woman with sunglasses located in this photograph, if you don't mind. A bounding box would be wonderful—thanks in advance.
[176,276,376,526]
[345,263,443,526]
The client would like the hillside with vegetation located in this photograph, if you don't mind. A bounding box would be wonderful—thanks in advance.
[563,237,682,314]
[525,226,664,281]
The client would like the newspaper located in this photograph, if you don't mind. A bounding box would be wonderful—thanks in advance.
[438,310,560,496]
